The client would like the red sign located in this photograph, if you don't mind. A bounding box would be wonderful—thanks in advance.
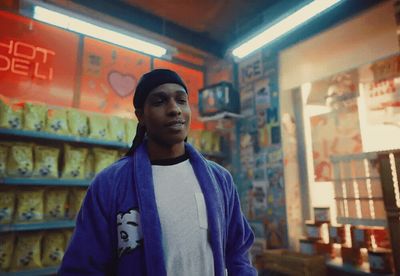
[79,37,151,118]
[153,59,204,130]
[0,11,78,107]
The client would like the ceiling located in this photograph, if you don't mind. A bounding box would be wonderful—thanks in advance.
[69,0,381,58]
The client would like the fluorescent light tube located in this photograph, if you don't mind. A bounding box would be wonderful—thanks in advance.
[33,6,167,57]
[232,0,342,59]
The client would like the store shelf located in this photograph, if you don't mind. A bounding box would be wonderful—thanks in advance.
[0,178,91,187]
[337,217,387,227]
[333,176,381,181]
[326,258,394,275]
[0,220,75,232]
[0,127,130,149]
[0,266,58,276]
[199,112,244,122]
[201,151,226,159]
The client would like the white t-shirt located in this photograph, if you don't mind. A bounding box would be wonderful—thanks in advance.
[152,157,214,276]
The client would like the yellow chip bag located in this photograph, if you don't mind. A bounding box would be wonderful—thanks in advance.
[15,189,44,222]
[85,151,94,179]
[0,233,15,271]
[67,109,88,137]
[211,133,221,153]
[125,118,138,144]
[109,116,126,142]
[0,188,15,224]
[88,113,109,140]
[7,143,33,177]
[69,188,87,218]
[0,98,23,129]
[42,231,65,266]
[201,131,213,153]
[46,108,68,134]
[0,143,9,177]
[61,145,88,179]
[33,145,60,178]
[63,229,74,248]
[93,148,118,174]
[23,102,47,131]
[11,232,42,270]
[44,188,68,219]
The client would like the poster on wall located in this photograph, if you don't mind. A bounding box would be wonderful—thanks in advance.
[361,55,400,125]
[153,59,204,130]
[308,70,362,181]
[311,106,362,181]
[0,11,78,107]
[240,84,255,117]
[238,52,263,87]
[79,37,151,118]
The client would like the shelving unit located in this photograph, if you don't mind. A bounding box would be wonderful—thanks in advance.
[0,178,90,187]
[0,220,75,232]
[0,266,58,276]
[0,127,130,275]
[0,128,130,149]
[326,258,394,276]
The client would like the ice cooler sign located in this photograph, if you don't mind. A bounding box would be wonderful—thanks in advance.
[0,40,55,80]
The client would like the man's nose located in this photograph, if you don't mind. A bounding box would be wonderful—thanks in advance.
[167,99,182,115]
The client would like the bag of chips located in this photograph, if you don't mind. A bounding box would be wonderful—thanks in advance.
[7,143,33,177]
[23,102,47,131]
[108,116,126,142]
[85,151,94,179]
[67,109,88,137]
[61,145,88,179]
[88,113,110,140]
[125,118,138,144]
[93,147,118,175]
[42,231,65,266]
[44,188,68,220]
[0,188,15,224]
[63,229,74,248]
[46,108,68,134]
[33,145,60,178]
[0,143,9,177]
[0,233,15,271]
[69,188,87,218]
[0,97,23,129]
[11,232,43,270]
[211,133,221,153]
[15,189,44,222]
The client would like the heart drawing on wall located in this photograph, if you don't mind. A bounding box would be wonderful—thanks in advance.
[108,71,136,97]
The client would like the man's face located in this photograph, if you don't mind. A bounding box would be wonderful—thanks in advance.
[137,83,191,147]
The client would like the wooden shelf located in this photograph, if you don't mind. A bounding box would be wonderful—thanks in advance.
[199,112,243,122]
[327,257,394,275]
[336,217,387,227]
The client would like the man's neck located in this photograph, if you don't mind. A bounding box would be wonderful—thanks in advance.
[147,141,185,161]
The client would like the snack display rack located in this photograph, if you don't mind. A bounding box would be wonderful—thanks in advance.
[0,124,130,275]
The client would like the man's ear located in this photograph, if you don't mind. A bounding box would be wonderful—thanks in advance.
[135,109,144,125]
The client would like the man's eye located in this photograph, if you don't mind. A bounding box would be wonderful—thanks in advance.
[177,98,187,104]
[151,98,164,105]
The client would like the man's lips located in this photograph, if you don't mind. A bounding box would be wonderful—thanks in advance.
[165,120,185,127]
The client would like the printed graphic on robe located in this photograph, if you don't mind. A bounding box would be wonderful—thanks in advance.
[117,208,143,257]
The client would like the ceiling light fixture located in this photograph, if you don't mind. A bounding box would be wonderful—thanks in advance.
[231,0,343,59]
[33,6,168,57]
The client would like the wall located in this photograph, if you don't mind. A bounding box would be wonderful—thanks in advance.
[279,0,398,250]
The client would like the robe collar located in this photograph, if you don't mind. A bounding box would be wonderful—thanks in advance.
[133,142,225,276]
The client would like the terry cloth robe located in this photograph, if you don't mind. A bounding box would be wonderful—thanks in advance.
[59,142,256,276]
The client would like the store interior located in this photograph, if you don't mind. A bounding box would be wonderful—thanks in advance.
[0,0,399,275]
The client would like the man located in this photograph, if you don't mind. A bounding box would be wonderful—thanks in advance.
[59,69,256,276]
